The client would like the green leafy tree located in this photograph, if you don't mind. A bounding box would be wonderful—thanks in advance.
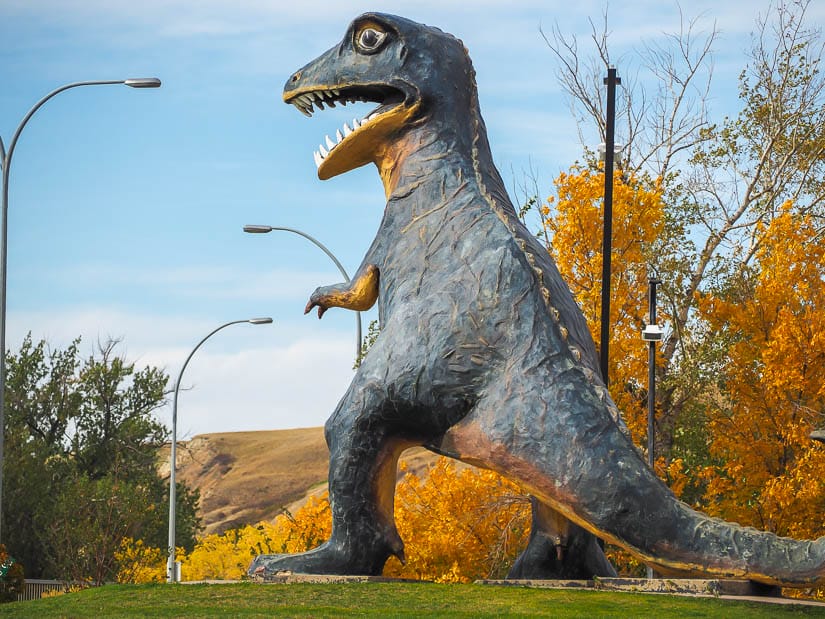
[2,335,200,581]
[72,340,168,480]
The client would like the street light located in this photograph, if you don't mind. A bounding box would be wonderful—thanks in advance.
[167,317,273,583]
[0,77,162,543]
[641,277,662,580]
[243,225,363,362]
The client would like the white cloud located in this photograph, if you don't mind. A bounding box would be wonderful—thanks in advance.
[156,337,353,437]
[33,263,346,303]
[6,304,361,437]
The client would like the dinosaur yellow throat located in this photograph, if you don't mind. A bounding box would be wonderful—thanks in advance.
[318,101,422,194]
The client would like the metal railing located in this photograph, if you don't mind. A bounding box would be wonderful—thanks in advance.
[17,579,67,601]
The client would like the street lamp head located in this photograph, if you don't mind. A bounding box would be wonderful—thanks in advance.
[247,317,273,325]
[124,78,162,88]
[243,225,273,234]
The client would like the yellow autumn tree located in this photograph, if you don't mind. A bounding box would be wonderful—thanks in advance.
[134,457,529,583]
[181,522,280,581]
[115,538,167,583]
[250,458,530,583]
[697,206,825,541]
[384,458,530,583]
[117,493,333,583]
[181,495,332,581]
[544,166,665,445]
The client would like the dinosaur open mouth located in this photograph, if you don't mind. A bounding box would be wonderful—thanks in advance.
[286,85,412,178]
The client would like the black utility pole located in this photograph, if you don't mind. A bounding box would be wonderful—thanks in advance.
[600,66,621,387]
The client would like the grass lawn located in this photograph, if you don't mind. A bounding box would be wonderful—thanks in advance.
[2,582,824,618]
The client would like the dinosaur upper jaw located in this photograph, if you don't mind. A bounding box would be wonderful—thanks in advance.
[284,83,421,180]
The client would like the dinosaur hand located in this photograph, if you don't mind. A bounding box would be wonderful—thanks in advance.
[304,290,330,319]
[303,267,378,318]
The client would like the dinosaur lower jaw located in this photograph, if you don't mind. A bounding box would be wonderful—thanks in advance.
[316,100,421,180]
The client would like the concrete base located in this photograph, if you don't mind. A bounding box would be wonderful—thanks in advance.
[235,574,824,606]
[248,573,419,584]
[476,577,781,597]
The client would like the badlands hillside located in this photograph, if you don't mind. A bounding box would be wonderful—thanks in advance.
[160,427,439,535]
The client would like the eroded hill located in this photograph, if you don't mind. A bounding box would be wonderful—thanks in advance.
[159,427,439,535]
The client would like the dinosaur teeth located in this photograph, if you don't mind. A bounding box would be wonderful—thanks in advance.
[308,107,388,168]
[293,102,312,117]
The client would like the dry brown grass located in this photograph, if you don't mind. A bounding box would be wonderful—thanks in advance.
[159,427,440,535]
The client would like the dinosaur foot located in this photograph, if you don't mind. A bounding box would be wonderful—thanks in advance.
[248,536,402,578]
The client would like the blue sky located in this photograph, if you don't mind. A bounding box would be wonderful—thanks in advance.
[0,0,809,438]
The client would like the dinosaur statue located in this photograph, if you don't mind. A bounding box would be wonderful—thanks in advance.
[249,12,825,586]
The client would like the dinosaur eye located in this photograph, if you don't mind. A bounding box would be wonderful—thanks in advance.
[357,27,387,52]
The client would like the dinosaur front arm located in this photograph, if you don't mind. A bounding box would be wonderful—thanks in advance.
[304,263,379,318]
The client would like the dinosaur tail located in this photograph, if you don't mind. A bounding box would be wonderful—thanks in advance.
[437,369,825,587]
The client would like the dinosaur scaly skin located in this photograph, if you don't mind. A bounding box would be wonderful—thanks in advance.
[249,13,825,585]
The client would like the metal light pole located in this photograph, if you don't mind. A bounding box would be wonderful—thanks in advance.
[243,225,363,362]
[641,277,662,580]
[0,77,161,543]
[642,279,662,467]
[599,66,621,387]
[167,317,273,583]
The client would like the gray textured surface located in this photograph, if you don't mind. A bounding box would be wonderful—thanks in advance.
[248,13,825,586]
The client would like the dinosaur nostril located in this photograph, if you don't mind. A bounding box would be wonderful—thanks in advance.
[292,72,301,83]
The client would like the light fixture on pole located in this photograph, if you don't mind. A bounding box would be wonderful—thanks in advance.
[0,76,161,543]
[243,224,363,362]
[167,317,272,583]
[598,142,624,166]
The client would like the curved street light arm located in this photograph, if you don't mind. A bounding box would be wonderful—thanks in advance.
[5,81,123,171]
[270,227,351,283]
[0,77,160,543]
[167,317,272,582]
[243,224,363,362]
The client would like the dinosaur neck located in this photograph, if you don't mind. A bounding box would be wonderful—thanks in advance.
[375,127,437,199]
[374,106,511,216]
[374,52,513,209]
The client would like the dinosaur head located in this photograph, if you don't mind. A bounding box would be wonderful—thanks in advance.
[283,13,474,181]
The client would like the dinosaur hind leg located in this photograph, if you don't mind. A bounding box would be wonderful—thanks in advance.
[248,378,413,577]
[508,497,616,580]
[437,373,825,587]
